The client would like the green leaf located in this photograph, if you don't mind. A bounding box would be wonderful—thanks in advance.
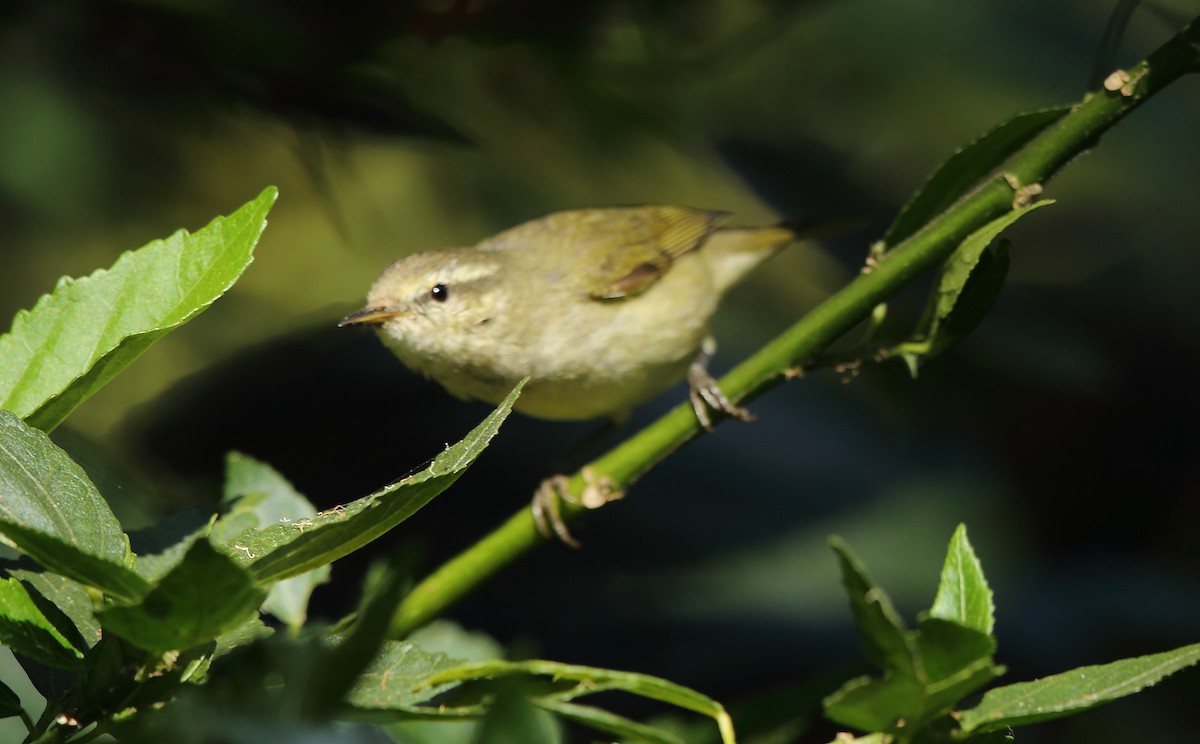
[0,677,21,719]
[0,186,277,432]
[928,524,994,635]
[0,411,147,602]
[822,734,891,744]
[911,618,1002,716]
[346,640,462,711]
[419,659,736,744]
[957,642,1200,734]
[823,672,921,733]
[100,540,266,653]
[3,567,101,648]
[899,201,1052,373]
[825,533,1004,733]
[884,107,1068,247]
[303,559,410,717]
[538,698,680,744]
[829,536,913,675]
[0,577,84,669]
[927,201,1050,344]
[476,683,563,744]
[235,381,524,583]
[130,507,213,583]
[212,453,329,629]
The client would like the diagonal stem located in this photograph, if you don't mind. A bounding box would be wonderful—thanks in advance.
[389,15,1200,639]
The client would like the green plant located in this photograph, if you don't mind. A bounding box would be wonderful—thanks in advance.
[0,11,1197,744]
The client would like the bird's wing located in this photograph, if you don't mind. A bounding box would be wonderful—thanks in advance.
[579,206,728,298]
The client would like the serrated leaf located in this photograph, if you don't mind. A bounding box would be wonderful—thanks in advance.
[0,577,84,669]
[212,453,329,628]
[884,107,1068,247]
[0,187,277,432]
[829,536,914,675]
[929,525,994,635]
[957,642,1200,733]
[926,201,1050,347]
[233,381,523,583]
[100,540,266,653]
[900,202,1051,373]
[0,411,147,602]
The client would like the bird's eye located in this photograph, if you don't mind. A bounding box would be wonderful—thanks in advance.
[430,283,449,302]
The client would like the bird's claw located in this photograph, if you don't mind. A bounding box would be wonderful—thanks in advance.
[531,467,623,548]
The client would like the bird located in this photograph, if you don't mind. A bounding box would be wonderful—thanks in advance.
[341,205,806,543]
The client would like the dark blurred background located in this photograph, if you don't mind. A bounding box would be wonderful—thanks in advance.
[2,0,1199,741]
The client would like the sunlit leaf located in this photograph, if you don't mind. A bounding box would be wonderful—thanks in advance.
[0,577,85,669]
[929,524,994,635]
[0,411,146,602]
[0,187,277,432]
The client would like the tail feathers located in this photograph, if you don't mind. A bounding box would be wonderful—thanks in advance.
[706,215,862,293]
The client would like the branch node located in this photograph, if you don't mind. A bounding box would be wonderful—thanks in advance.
[1003,173,1045,209]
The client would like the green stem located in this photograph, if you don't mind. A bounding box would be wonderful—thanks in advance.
[389,15,1200,639]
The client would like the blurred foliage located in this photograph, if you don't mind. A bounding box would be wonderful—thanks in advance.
[1,1,1199,742]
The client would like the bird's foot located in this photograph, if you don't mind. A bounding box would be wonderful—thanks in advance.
[688,340,755,431]
[531,466,623,548]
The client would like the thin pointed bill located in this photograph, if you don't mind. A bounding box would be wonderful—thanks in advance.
[338,306,407,327]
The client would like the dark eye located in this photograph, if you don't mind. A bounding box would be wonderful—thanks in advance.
[430,283,449,302]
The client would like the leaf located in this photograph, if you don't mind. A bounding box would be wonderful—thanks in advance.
[0,411,147,602]
[476,682,563,744]
[884,107,1068,247]
[829,536,913,675]
[0,678,21,719]
[537,698,681,744]
[899,201,1052,373]
[823,672,921,733]
[0,577,85,669]
[3,567,101,648]
[0,186,277,432]
[345,640,462,711]
[911,618,1002,716]
[926,201,1051,344]
[825,533,1003,733]
[212,453,329,628]
[419,659,736,744]
[234,381,524,583]
[928,524,994,635]
[100,540,267,653]
[130,507,213,583]
[303,559,410,717]
[957,642,1200,734]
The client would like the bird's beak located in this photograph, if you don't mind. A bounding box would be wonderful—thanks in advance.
[338,306,406,327]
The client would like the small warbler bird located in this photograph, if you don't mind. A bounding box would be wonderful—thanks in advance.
[341,205,803,425]
[341,205,807,544]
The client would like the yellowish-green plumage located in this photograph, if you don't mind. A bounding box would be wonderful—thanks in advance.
[344,206,799,421]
